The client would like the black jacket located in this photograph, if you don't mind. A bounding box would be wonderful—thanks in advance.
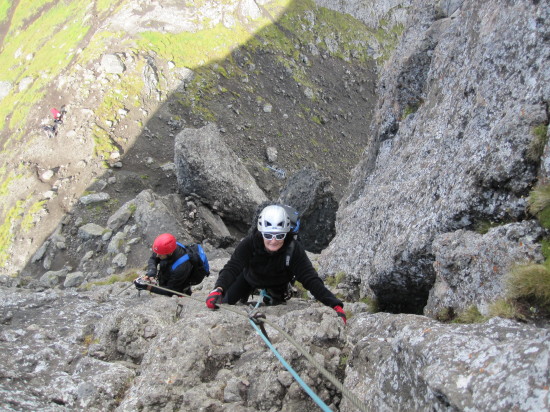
[216,232,343,308]
[146,245,193,296]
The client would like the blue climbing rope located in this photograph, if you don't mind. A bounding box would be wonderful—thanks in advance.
[249,290,332,412]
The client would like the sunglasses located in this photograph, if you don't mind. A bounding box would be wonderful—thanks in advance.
[262,232,287,240]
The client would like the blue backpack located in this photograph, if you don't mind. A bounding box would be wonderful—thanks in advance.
[281,205,300,237]
[171,242,210,285]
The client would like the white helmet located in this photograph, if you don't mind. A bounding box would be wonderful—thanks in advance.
[257,205,291,233]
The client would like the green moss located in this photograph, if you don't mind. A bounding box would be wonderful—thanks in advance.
[488,299,525,320]
[311,115,322,125]
[94,60,145,127]
[82,333,100,348]
[402,102,421,119]
[359,296,379,313]
[473,220,501,234]
[0,200,26,266]
[9,0,54,32]
[91,124,118,161]
[137,23,255,70]
[175,70,218,121]
[541,239,550,261]
[528,184,550,229]
[452,305,486,324]
[528,183,550,214]
[293,281,310,299]
[326,271,346,288]
[96,0,125,15]
[435,307,455,322]
[105,198,120,211]
[527,124,548,162]
[0,0,11,23]
[86,270,140,289]
[506,263,550,310]
[21,200,47,231]
[74,31,126,67]
[339,354,348,368]
[0,171,23,199]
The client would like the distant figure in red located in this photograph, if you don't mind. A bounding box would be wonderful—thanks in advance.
[50,108,63,124]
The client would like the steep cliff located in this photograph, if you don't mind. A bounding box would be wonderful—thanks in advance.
[319,0,550,315]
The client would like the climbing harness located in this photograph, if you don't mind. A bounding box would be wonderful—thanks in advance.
[125,281,368,412]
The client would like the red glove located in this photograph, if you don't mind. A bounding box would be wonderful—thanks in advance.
[206,287,223,309]
[333,306,346,325]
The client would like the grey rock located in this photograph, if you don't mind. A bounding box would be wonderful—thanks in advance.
[0,81,12,101]
[101,230,112,242]
[81,250,94,263]
[131,189,192,247]
[266,146,278,162]
[107,199,136,231]
[425,221,545,317]
[79,192,110,205]
[344,313,550,412]
[175,123,268,223]
[107,231,126,254]
[31,240,49,263]
[78,223,105,240]
[64,271,85,288]
[278,168,338,253]
[100,53,125,74]
[197,205,231,238]
[112,253,127,268]
[17,77,34,92]
[39,268,68,287]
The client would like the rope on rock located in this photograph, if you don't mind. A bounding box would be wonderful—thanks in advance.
[248,290,331,411]
[122,282,368,412]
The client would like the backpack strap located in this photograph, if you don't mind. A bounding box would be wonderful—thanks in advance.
[285,238,297,267]
[171,242,190,270]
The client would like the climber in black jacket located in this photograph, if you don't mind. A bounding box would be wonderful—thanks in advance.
[205,205,346,324]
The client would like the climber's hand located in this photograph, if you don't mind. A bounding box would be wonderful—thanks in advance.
[333,305,347,325]
[206,287,223,309]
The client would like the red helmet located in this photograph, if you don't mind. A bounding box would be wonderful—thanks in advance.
[152,233,177,255]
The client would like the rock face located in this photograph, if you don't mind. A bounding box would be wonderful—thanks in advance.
[344,313,550,412]
[0,284,349,412]
[175,123,268,224]
[1,283,548,412]
[425,221,545,317]
[319,0,550,313]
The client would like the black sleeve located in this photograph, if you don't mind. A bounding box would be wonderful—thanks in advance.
[150,261,193,296]
[291,243,343,308]
[216,235,254,291]
[147,254,159,277]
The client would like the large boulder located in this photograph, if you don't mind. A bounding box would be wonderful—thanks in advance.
[118,189,193,248]
[278,168,338,253]
[175,123,268,224]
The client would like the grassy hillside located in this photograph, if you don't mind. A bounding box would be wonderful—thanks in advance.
[0,0,403,274]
